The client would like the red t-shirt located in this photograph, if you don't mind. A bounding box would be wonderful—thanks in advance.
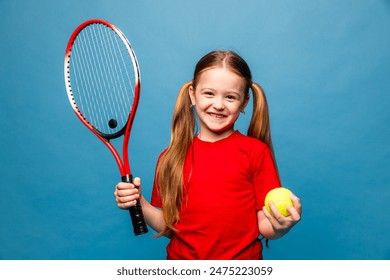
[151,131,281,259]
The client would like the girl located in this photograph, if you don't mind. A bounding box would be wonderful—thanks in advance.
[114,50,302,260]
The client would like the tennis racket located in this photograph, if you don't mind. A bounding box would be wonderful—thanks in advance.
[64,19,148,235]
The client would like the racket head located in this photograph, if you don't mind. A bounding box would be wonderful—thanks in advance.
[64,19,140,141]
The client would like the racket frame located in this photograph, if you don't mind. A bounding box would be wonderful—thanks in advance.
[64,19,140,177]
[64,19,147,235]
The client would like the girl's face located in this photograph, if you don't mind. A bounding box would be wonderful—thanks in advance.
[189,67,249,142]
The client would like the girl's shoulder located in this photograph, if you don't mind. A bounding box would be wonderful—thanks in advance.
[234,130,268,149]
[227,131,270,160]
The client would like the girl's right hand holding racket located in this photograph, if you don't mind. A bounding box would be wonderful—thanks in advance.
[115,178,169,236]
[114,177,142,209]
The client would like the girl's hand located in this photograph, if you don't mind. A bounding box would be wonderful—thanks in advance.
[114,177,142,209]
[262,193,302,238]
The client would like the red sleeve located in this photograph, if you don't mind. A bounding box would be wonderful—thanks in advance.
[150,177,162,208]
[252,146,281,210]
[150,151,165,208]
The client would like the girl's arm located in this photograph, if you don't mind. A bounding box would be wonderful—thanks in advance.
[257,193,302,239]
[114,178,168,236]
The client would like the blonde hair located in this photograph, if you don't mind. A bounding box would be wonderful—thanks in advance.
[156,51,278,236]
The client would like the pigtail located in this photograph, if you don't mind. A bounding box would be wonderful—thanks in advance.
[248,82,279,177]
[156,81,195,235]
[170,81,196,147]
[248,83,270,143]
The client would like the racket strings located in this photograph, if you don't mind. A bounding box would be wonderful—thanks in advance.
[69,23,136,136]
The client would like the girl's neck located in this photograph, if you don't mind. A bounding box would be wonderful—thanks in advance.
[197,128,235,143]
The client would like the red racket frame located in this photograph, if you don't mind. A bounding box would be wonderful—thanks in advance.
[64,19,140,177]
[64,19,147,235]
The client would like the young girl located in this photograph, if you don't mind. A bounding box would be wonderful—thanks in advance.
[114,50,302,260]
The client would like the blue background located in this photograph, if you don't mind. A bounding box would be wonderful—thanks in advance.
[1,0,389,260]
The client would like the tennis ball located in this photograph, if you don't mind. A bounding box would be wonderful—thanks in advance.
[265,188,293,217]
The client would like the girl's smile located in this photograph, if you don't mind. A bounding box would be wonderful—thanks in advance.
[208,112,227,118]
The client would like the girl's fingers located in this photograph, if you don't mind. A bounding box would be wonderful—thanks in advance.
[114,181,140,208]
[117,200,138,209]
[133,177,141,188]
[114,178,143,209]
[290,193,302,216]
[116,182,135,190]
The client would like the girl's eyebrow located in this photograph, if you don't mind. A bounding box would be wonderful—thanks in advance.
[200,87,241,95]
[199,87,215,91]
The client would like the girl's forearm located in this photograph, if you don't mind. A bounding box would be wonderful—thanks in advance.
[258,220,285,240]
[139,196,167,235]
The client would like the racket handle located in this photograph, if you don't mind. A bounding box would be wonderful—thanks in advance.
[122,174,149,236]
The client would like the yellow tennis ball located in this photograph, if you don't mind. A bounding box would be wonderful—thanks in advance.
[265,188,293,217]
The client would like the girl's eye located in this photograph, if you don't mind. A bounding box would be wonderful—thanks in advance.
[226,95,237,100]
[204,91,214,96]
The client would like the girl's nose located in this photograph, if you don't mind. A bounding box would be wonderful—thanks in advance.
[213,98,225,110]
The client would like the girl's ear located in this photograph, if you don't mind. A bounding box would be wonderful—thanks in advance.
[241,93,250,111]
[189,85,196,106]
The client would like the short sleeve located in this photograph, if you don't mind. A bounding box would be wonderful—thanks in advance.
[150,151,165,208]
[252,146,281,210]
[150,178,162,208]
